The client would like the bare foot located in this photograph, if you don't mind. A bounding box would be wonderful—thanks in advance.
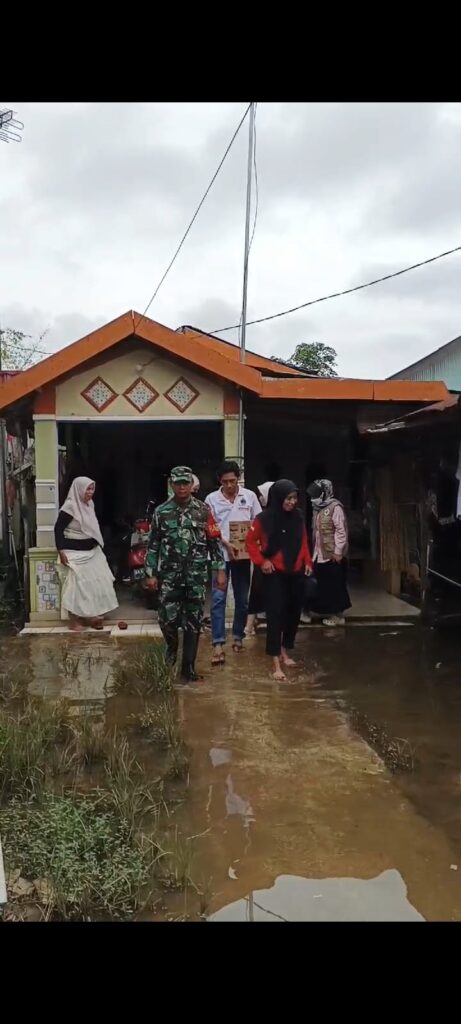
[246,615,256,636]
[281,648,296,667]
[272,657,286,681]
[68,616,83,632]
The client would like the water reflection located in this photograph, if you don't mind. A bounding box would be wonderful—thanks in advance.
[209,870,424,922]
[5,627,461,921]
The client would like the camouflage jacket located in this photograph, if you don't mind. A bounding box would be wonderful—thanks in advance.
[146,496,225,577]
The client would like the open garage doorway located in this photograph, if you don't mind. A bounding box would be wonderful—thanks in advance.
[57,420,223,620]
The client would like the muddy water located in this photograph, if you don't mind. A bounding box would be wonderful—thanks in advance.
[4,625,461,921]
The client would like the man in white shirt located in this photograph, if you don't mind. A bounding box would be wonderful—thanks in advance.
[205,460,261,662]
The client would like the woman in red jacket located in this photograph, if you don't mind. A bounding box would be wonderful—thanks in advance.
[246,479,313,680]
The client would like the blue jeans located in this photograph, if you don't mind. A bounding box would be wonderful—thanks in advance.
[211,560,251,645]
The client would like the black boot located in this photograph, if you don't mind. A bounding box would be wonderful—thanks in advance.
[181,630,202,682]
[164,634,178,666]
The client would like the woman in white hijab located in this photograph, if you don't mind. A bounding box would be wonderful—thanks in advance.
[246,482,274,635]
[54,476,118,631]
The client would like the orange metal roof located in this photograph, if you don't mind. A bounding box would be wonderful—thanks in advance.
[261,377,449,402]
[179,326,305,376]
[0,309,451,412]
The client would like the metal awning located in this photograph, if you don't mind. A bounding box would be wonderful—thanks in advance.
[363,394,461,435]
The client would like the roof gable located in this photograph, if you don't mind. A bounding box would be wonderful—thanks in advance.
[0,311,263,412]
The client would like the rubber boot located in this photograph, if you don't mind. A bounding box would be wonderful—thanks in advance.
[164,633,178,666]
[181,630,201,682]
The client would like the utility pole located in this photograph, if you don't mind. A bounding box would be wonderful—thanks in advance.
[0,327,9,564]
[237,101,256,475]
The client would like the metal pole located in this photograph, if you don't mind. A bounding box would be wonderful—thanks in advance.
[0,326,10,565]
[237,101,256,472]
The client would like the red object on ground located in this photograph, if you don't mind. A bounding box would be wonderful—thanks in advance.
[118,621,128,630]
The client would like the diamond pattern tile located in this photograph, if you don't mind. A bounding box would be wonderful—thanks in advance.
[164,376,199,413]
[81,377,117,412]
[124,377,158,412]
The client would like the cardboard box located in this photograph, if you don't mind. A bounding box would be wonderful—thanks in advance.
[229,520,250,559]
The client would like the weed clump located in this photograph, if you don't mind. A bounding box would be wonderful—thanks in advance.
[1,793,159,920]
[112,642,175,697]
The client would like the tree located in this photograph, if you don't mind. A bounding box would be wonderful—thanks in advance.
[0,327,49,371]
[289,342,338,377]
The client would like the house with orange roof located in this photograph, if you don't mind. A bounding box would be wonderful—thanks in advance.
[0,310,449,627]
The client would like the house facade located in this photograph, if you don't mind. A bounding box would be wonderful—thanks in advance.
[0,310,449,626]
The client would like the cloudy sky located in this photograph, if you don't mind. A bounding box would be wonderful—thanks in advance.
[2,101,461,378]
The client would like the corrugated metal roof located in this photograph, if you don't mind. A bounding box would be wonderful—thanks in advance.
[364,394,460,434]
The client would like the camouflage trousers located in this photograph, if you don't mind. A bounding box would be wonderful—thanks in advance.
[158,571,207,647]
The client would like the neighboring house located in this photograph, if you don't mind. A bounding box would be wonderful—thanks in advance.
[0,310,449,624]
[389,335,461,391]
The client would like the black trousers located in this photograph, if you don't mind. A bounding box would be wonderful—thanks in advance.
[262,570,304,657]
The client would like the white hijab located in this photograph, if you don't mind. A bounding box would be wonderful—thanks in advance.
[60,476,104,546]
[258,481,274,508]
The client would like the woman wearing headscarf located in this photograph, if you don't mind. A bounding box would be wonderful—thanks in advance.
[54,477,118,631]
[306,479,351,626]
[246,481,273,636]
[246,480,313,679]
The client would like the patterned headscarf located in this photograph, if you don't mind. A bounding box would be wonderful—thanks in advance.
[309,479,335,510]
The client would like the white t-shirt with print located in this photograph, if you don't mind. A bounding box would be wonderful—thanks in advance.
[205,486,262,562]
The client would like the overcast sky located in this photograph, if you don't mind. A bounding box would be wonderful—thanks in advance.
[2,101,461,378]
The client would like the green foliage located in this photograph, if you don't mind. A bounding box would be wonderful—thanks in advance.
[0,327,48,371]
[1,794,157,920]
[289,342,338,377]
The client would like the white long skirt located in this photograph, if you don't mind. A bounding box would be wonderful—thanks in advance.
[59,546,119,619]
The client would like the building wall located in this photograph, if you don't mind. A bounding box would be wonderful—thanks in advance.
[390,338,461,391]
[56,347,224,418]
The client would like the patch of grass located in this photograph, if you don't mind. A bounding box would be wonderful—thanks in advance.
[0,699,71,802]
[0,668,29,703]
[99,733,163,838]
[112,642,175,697]
[349,708,418,773]
[1,792,160,920]
[166,742,190,780]
[132,700,181,748]
[158,825,194,890]
[69,711,109,766]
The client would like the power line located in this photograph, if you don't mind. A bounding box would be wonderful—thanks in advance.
[211,243,461,334]
[134,102,252,334]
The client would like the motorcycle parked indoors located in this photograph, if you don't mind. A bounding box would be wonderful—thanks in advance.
[121,501,158,609]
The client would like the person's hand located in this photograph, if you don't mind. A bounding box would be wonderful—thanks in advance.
[58,551,69,566]
[216,570,227,591]
[305,565,313,576]
[261,560,274,574]
[332,554,343,563]
[144,575,159,591]
[224,540,239,561]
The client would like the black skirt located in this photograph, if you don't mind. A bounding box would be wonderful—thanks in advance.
[248,565,265,615]
[312,560,351,615]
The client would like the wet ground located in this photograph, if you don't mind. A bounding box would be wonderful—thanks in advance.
[3,623,461,921]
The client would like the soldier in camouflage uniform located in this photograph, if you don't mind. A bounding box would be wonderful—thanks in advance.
[145,466,226,682]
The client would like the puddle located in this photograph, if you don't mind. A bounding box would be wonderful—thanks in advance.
[3,627,461,920]
[209,870,424,922]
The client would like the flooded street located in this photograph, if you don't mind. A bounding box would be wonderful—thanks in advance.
[3,624,461,921]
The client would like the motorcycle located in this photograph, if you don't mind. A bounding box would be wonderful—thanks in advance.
[122,501,158,606]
